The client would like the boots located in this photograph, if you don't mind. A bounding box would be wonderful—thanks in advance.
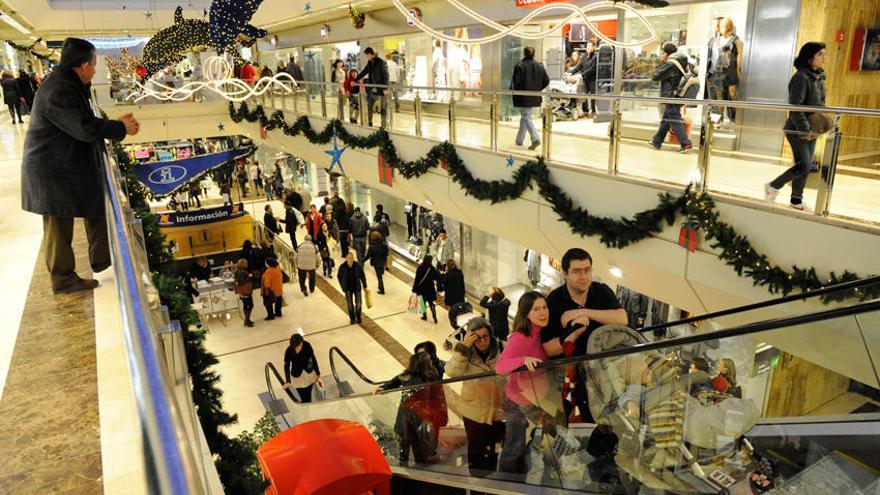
[244,309,254,327]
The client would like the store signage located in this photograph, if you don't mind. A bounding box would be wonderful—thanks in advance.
[158,203,245,228]
[131,146,255,197]
[406,7,422,27]
[515,0,569,7]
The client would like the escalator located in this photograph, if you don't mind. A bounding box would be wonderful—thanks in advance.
[262,277,880,494]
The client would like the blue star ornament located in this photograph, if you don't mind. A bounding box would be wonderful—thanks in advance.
[144,11,153,19]
[324,130,348,175]
[217,122,225,131]
[304,2,311,13]
[506,155,515,167]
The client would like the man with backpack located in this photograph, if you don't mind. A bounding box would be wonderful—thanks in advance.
[648,42,693,153]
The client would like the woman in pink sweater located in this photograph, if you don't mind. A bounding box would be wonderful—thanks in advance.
[495,291,554,474]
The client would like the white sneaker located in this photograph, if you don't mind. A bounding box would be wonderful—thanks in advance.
[789,202,813,213]
[763,183,780,204]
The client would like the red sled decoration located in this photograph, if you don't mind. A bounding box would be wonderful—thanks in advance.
[378,152,393,185]
[439,158,448,171]
[678,221,700,252]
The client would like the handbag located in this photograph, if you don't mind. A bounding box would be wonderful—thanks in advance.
[808,112,834,134]
[290,369,318,389]
[419,295,427,314]
[364,288,373,309]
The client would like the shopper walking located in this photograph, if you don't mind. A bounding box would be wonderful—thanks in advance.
[356,47,390,128]
[372,204,391,240]
[294,234,320,296]
[445,317,506,477]
[648,42,693,153]
[329,186,350,255]
[234,259,255,327]
[21,37,139,293]
[280,203,301,250]
[337,251,367,324]
[282,334,322,403]
[261,257,283,320]
[2,70,24,123]
[413,255,439,323]
[385,52,400,112]
[510,46,549,151]
[304,204,323,239]
[315,222,336,277]
[441,260,466,307]
[480,287,511,341]
[343,69,360,124]
[765,41,828,212]
[16,70,37,115]
[565,41,598,116]
[331,59,346,118]
[363,230,389,294]
[432,229,454,293]
[349,206,370,266]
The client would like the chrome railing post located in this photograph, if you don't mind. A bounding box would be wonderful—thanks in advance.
[270,88,276,108]
[293,87,299,114]
[281,91,287,112]
[697,105,713,191]
[608,100,621,175]
[320,86,327,118]
[305,85,312,115]
[542,105,552,160]
[448,95,457,144]
[490,94,499,152]
[359,90,367,125]
[815,113,842,216]
[337,89,345,120]
[414,94,423,137]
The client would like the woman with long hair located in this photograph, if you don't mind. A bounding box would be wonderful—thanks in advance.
[495,291,577,474]
[412,254,439,323]
[233,259,255,327]
[380,352,448,464]
[765,41,828,211]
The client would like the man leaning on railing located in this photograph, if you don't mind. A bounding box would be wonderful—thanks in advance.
[21,37,140,294]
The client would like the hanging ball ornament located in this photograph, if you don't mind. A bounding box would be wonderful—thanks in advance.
[203,55,233,81]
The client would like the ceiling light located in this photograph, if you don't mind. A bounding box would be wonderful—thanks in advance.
[0,13,31,35]
[609,266,623,278]
[425,199,433,206]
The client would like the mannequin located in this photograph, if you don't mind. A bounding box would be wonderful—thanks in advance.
[707,17,743,128]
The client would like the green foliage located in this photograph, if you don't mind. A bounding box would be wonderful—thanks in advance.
[229,101,878,301]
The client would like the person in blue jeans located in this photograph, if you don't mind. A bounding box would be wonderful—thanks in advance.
[510,46,550,151]
[765,41,828,212]
[649,42,693,153]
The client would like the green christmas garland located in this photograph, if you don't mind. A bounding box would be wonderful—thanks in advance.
[229,101,878,300]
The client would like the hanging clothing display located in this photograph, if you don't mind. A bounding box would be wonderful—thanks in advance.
[524,249,541,286]
[616,286,669,328]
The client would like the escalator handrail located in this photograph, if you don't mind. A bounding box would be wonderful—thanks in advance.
[264,361,300,403]
[639,274,880,334]
[329,346,393,387]
[294,298,880,404]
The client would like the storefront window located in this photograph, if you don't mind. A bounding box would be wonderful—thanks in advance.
[302,47,325,92]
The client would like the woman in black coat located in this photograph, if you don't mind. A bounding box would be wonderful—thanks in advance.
[1,71,23,124]
[412,254,439,323]
[479,287,511,340]
[281,333,322,403]
[16,70,36,113]
[441,260,466,308]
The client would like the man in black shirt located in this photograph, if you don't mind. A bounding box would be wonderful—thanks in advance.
[264,204,280,241]
[542,248,627,423]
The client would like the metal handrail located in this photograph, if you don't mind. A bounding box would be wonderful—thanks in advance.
[265,361,300,403]
[639,274,880,334]
[329,346,390,387]
[99,144,205,494]
[284,298,880,405]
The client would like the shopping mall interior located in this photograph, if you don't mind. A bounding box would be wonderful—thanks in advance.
[1,0,880,493]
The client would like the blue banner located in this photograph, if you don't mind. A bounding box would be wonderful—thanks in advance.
[157,203,246,228]
[131,147,255,197]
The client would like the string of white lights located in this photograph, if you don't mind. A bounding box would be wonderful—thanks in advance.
[392,0,659,48]
[125,56,298,103]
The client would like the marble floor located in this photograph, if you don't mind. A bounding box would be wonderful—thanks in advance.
[267,95,880,225]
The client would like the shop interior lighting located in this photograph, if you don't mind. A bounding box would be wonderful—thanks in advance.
[609,266,623,278]
[127,55,298,103]
[391,0,658,48]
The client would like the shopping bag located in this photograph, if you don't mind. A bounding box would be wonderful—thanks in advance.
[364,288,373,309]
[418,295,427,314]
[407,293,419,313]
[668,113,693,145]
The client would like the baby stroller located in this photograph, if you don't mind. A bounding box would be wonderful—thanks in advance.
[545,73,583,121]
[583,325,759,494]
[442,301,480,350]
